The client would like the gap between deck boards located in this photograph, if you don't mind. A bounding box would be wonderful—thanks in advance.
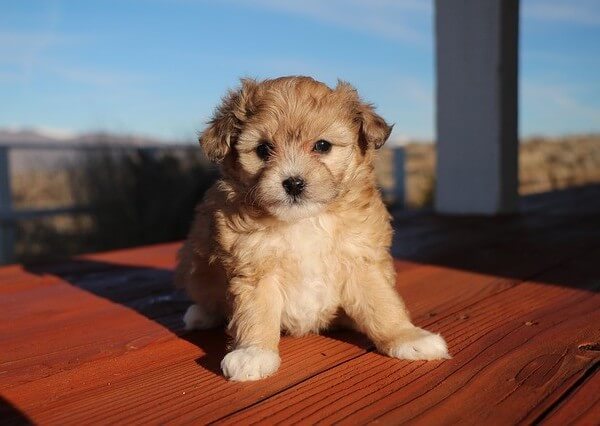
[531,360,600,424]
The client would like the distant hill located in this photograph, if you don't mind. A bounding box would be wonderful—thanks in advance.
[0,128,195,172]
[0,128,176,146]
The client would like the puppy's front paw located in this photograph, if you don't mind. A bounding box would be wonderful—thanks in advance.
[183,304,221,330]
[386,327,450,360]
[221,346,281,381]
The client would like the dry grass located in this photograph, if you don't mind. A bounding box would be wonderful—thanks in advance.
[519,135,600,194]
[13,169,76,209]
[9,134,600,262]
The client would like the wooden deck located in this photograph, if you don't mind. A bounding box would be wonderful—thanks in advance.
[2,184,600,425]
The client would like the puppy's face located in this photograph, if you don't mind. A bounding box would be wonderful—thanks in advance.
[200,77,391,221]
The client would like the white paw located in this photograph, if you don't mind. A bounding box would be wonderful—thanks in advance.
[221,346,281,381]
[386,327,450,360]
[182,304,221,330]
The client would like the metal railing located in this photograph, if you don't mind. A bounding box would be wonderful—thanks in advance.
[0,143,404,264]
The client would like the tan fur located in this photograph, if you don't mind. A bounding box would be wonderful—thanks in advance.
[176,76,449,381]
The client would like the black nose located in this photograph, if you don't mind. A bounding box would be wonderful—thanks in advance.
[282,176,305,196]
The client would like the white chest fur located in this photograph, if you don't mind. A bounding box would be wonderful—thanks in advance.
[267,215,341,335]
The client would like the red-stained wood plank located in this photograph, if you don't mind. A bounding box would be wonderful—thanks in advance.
[218,251,600,425]
[0,276,179,387]
[80,242,180,269]
[542,364,600,426]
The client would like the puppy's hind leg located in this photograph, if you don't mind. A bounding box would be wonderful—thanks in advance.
[342,262,450,361]
[183,303,223,330]
[180,263,226,331]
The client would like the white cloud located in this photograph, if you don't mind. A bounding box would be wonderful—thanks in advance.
[521,80,600,135]
[0,30,145,89]
[0,31,70,65]
[0,31,70,50]
[0,31,78,82]
[0,70,25,83]
[46,63,148,88]
[394,76,432,107]
[34,126,77,140]
[523,82,600,119]
[523,0,600,26]
[223,0,432,45]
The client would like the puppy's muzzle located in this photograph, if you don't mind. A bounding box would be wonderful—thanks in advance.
[282,176,305,197]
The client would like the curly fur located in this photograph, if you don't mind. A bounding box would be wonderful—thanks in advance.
[175,76,449,381]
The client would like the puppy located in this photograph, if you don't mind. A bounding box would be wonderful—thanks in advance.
[175,76,449,381]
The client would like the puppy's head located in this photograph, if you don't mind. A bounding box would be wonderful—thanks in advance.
[200,76,391,221]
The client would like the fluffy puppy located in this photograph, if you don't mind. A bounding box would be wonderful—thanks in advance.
[175,76,449,381]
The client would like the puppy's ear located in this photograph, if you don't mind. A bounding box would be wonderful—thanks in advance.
[358,103,393,150]
[200,78,258,163]
[335,80,393,150]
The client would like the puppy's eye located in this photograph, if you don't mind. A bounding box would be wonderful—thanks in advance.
[313,140,332,153]
[255,142,274,160]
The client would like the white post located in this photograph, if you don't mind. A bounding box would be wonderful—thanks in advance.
[435,0,519,214]
[0,146,15,264]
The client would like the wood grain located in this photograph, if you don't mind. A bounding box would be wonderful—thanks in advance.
[542,363,600,426]
[218,251,600,425]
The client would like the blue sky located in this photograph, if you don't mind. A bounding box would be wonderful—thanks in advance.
[1,0,599,142]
